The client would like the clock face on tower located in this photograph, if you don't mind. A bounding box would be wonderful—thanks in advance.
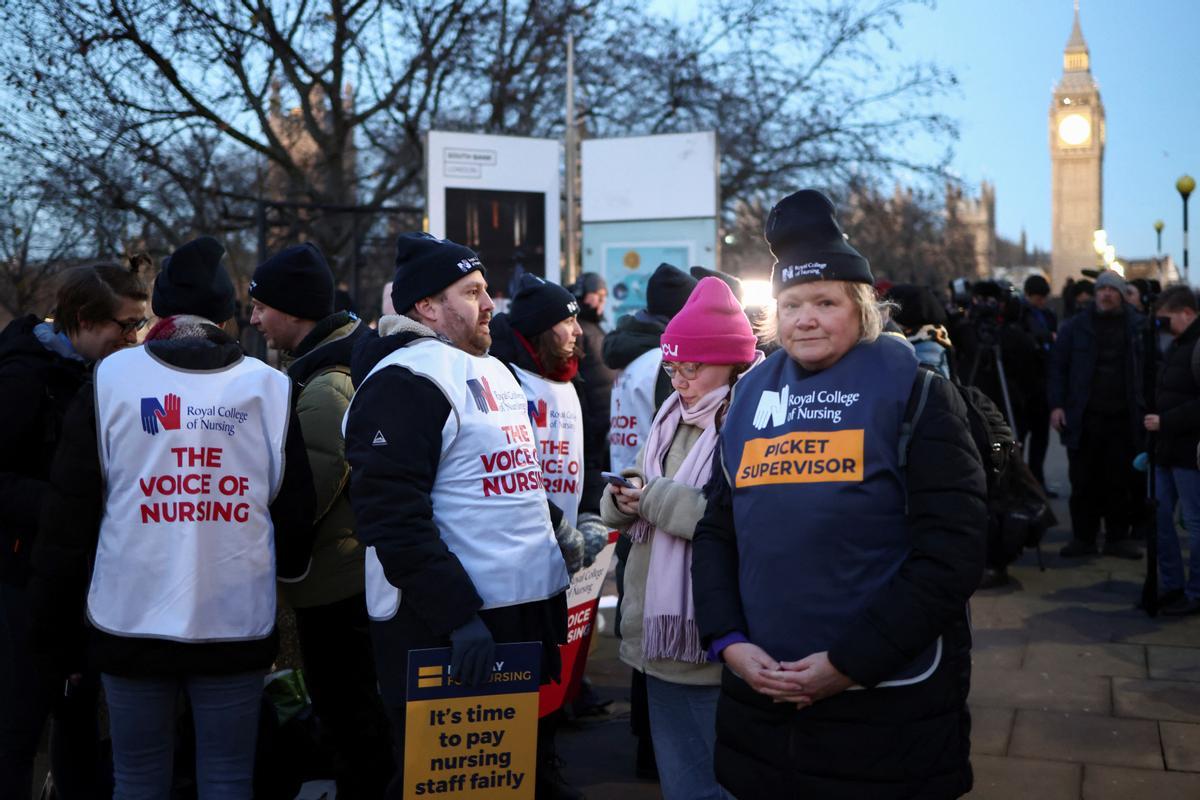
[1058,112,1091,146]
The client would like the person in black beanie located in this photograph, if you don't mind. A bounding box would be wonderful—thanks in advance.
[345,233,588,799]
[152,236,236,323]
[1019,274,1058,489]
[249,244,392,798]
[692,188,984,799]
[31,235,316,798]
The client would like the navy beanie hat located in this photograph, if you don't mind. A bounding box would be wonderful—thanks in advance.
[249,242,335,321]
[152,236,236,323]
[390,233,485,313]
[509,274,579,338]
[646,263,698,319]
[765,190,873,296]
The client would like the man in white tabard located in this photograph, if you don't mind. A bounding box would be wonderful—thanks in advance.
[344,233,581,799]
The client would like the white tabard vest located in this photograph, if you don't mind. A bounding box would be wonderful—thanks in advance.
[510,365,584,526]
[88,346,290,642]
[349,338,570,622]
[608,347,662,473]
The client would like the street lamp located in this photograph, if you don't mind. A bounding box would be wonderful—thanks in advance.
[1179,175,1195,283]
[1154,220,1165,282]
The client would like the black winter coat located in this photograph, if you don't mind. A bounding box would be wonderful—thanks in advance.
[345,318,567,705]
[1154,317,1200,468]
[692,368,986,800]
[0,316,89,586]
[29,332,316,679]
[1048,304,1144,451]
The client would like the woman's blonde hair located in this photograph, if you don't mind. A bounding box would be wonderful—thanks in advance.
[846,282,895,343]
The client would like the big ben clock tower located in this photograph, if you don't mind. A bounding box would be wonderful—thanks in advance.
[1050,2,1105,288]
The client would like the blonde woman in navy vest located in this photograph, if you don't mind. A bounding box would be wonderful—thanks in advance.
[30,238,316,799]
[692,191,987,800]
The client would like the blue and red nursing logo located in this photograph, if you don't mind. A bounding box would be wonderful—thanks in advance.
[140,394,182,435]
[139,393,250,437]
[465,377,527,415]
[467,377,499,413]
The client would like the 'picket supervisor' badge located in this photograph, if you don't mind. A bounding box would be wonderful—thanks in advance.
[735,429,864,487]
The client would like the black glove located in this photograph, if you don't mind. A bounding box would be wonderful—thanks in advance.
[449,615,495,687]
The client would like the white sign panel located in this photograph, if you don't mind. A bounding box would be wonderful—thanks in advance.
[581,132,718,223]
[427,131,561,292]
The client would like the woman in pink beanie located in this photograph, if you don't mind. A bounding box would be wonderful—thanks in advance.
[599,276,759,800]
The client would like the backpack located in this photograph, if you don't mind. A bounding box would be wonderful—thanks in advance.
[902,369,1056,569]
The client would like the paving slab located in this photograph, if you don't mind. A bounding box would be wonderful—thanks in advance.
[1160,721,1200,772]
[1023,642,1146,678]
[970,628,1027,670]
[1007,710,1163,770]
[968,667,1111,714]
[1148,645,1200,682]
[1117,616,1200,648]
[1082,763,1200,799]
[965,754,1081,800]
[1113,677,1200,724]
[969,705,1014,756]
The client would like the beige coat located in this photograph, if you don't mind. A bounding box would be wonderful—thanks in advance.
[600,422,722,686]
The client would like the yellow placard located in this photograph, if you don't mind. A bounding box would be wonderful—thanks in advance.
[405,692,538,797]
[735,429,864,487]
[403,643,539,799]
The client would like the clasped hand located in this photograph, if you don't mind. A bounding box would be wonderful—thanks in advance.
[722,642,853,709]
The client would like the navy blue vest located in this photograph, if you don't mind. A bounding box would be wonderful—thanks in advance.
[721,335,941,685]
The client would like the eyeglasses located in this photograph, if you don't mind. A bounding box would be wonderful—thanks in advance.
[111,317,149,335]
[661,362,704,380]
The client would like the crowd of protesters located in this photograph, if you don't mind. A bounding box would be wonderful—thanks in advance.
[0,185,1196,800]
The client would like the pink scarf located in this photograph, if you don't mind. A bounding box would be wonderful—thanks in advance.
[628,384,729,664]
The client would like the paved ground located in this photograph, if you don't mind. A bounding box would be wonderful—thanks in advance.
[30,444,1200,799]
[558,441,1200,799]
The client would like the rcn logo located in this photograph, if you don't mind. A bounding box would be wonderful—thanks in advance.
[466,377,499,414]
[752,385,790,430]
[528,398,548,428]
[141,393,182,435]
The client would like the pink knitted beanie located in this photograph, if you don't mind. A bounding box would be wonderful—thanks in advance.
[659,277,757,364]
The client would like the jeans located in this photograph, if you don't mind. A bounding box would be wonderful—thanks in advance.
[102,671,265,800]
[645,675,729,800]
[0,582,101,800]
[1155,466,1200,600]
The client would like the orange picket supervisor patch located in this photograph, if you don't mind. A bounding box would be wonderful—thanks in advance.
[736,429,865,487]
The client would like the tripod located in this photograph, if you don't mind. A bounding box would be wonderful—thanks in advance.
[968,342,1019,433]
[1140,295,1161,617]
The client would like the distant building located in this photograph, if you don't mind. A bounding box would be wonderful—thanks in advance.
[948,181,996,278]
[1122,255,1179,284]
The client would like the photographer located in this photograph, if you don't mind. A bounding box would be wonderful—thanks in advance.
[957,280,1040,433]
[1019,275,1058,489]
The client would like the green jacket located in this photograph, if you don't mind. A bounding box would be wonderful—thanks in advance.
[281,313,374,608]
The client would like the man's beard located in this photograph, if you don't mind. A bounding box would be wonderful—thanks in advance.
[444,304,491,355]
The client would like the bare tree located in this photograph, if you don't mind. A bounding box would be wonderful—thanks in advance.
[1,0,957,285]
[840,179,976,287]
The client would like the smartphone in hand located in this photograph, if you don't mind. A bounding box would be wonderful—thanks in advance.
[600,471,633,489]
